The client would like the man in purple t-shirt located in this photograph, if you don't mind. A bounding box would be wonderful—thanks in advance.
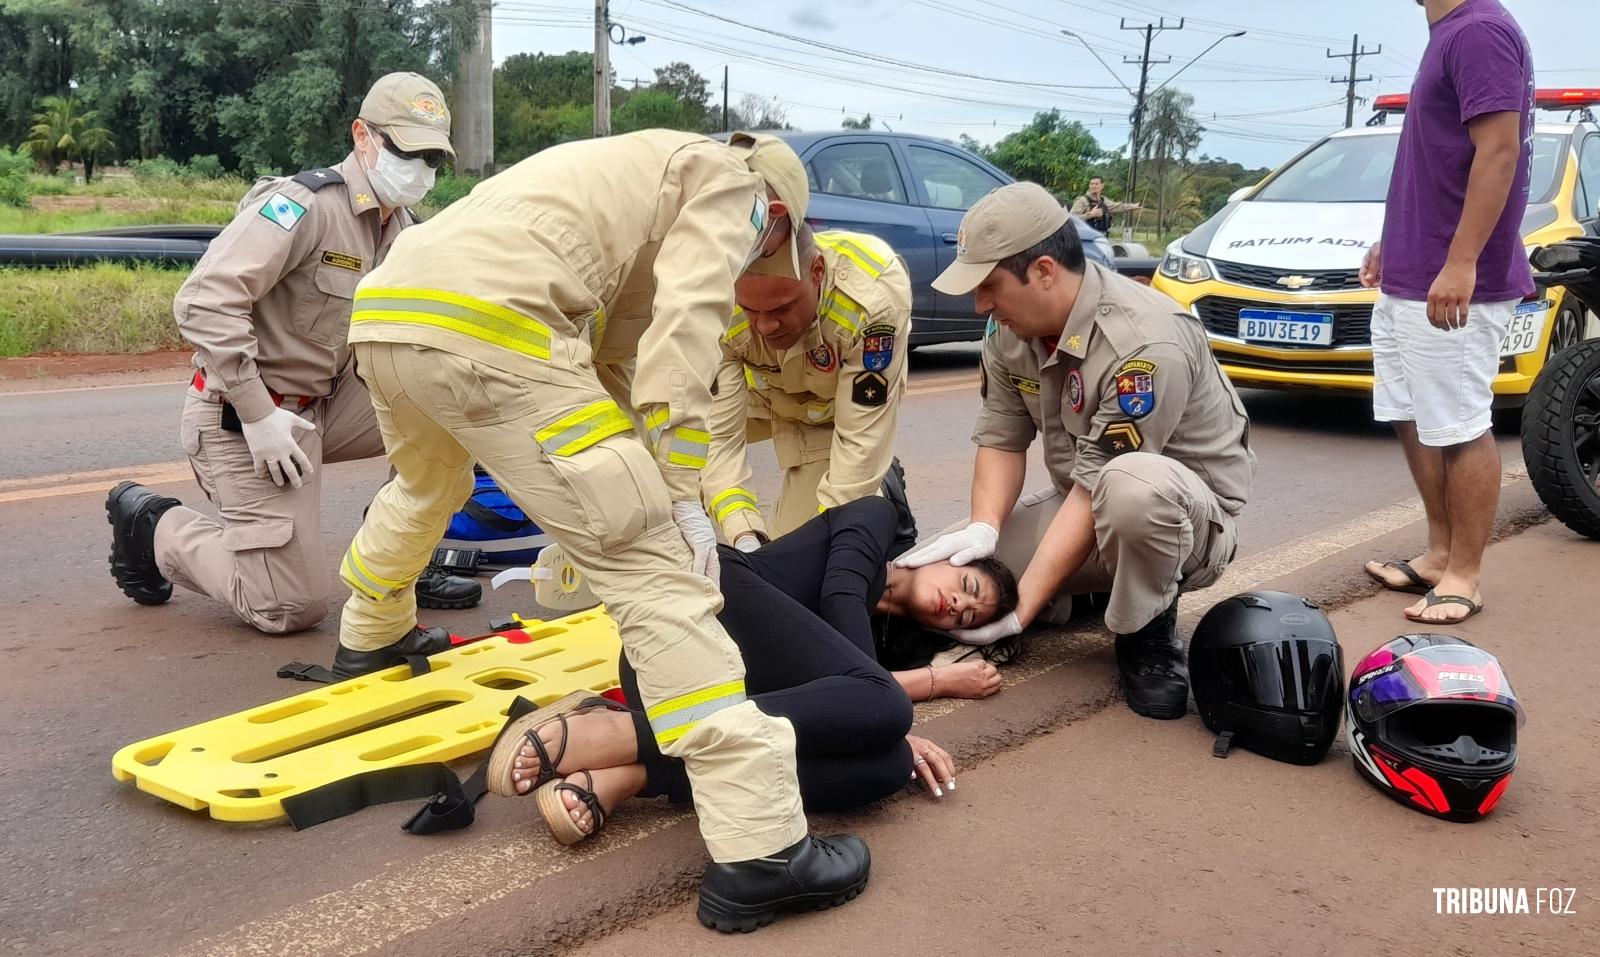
[1359,0,1534,625]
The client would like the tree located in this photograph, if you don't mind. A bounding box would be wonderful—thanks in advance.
[841,113,872,130]
[735,93,790,130]
[982,109,1103,198]
[613,89,690,133]
[498,50,596,109]
[1136,89,1205,236]
[24,94,113,178]
[650,60,708,128]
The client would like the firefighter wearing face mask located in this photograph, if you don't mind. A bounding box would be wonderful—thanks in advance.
[703,226,912,549]
[105,72,482,635]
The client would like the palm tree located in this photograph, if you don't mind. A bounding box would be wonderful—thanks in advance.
[25,95,116,181]
[1136,89,1205,237]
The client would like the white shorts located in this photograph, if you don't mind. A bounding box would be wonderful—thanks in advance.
[1370,293,1515,447]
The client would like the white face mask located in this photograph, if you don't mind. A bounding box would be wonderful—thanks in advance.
[361,127,435,208]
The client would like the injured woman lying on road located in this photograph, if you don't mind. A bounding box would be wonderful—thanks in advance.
[484,496,1021,845]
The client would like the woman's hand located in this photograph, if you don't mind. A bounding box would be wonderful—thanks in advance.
[906,734,956,798]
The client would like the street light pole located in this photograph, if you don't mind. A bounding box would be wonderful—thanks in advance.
[1120,18,1179,242]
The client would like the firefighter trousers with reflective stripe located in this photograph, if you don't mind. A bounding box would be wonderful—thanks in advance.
[154,364,387,634]
[339,342,807,862]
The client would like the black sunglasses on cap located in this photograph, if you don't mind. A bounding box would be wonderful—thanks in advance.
[378,131,448,169]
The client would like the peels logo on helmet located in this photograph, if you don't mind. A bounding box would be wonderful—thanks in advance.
[1438,671,1488,683]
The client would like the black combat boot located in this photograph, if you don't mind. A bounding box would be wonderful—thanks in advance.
[106,481,181,606]
[416,566,481,610]
[331,625,453,680]
[697,834,871,934]
[1114,600,1189,719]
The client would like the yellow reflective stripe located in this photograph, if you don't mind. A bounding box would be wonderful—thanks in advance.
[589,307,607,350]
[743,367,759,390]
[710,487,759,523]
[723,310,750,343]
[667,426,710,469]
[817,233,888,278]
[341,542,402,601]
[647,679,747,745]
[534,400,634,457]
[353,288,552,360]
[643,406,670,446]
[821,289,864,335]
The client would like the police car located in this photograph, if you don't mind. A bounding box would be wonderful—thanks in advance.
[1153,88,1600,405]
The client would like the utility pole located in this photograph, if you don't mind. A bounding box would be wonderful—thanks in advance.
[593,0,610,137]
[1328,35,1381,129]
[454,0,493,175]
[722,66,729,133]
[1121,17,1181,242]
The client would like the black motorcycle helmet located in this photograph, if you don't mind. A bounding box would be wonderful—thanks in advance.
[1189,591,1344,765]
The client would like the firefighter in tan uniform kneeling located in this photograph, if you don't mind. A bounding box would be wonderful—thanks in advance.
[704,226,912,550]
[331,130,869,931]
[898,183,1254,720]
[104,73,479,633]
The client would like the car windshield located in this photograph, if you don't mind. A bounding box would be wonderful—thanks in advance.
[1253,131,1567,203]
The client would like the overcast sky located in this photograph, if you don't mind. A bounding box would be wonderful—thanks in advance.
[488,0,1596,171]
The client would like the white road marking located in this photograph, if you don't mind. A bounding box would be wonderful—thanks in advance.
[158,459,1533,957]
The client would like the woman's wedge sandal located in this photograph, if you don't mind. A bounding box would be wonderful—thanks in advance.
[485,691,626,798]
[537,771,609,845]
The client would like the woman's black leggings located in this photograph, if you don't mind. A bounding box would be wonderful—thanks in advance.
[620,548,914,813]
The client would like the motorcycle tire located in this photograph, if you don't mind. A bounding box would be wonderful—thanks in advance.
[1521,339,1600,540]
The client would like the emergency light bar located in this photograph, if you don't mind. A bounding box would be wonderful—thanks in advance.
[1368,88,1600,125]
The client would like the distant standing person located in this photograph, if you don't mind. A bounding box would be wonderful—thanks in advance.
[1360,0,1534,625]
[1071,176,1141,235]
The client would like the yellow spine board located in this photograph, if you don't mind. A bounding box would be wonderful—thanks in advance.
[111,609,622,823]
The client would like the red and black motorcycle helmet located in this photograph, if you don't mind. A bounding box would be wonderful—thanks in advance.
[1347,634,1525,822]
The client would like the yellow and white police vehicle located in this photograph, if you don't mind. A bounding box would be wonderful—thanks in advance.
[1154,88,1600,405]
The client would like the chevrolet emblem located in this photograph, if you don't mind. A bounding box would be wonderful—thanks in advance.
[1276,274,1315,290]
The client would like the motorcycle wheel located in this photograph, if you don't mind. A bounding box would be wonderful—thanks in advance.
[1521,339,1600,540]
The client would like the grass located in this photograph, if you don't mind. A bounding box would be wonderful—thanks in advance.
[0,202,237,234]
[0,264,188,356]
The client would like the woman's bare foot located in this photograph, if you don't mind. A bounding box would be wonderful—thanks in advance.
[510,709,638,795]
[554,765,649,836]
[933,660,1001,699]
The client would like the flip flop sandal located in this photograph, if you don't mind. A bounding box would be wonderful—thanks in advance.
[486,691,626,798]
[1403,590,1484,624]
[1366,559,1434,596]
[537,771,610,846]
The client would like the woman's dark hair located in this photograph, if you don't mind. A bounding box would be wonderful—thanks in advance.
[996,220,1086,281]
[874,557,1026,669]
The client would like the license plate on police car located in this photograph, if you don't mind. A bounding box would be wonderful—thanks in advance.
[1238,308,1334,346]
[1498,300,1550,357]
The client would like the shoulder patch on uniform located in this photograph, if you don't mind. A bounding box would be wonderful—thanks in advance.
[861,322,896,372]
[1009,374,1040,396]
[851,371,888,407]
[321,250,363,271]
[259,192,307,231]
[1098,422,1143,456]
[1068,368,1084,412]
[807,343,837,373]
[292,168,345,191]
[1114,357,1157,419]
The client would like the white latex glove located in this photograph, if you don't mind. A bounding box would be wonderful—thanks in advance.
[894,521,998,568]
[671,501,722,586]
[951,611,1023,646]
[241,407,317,489]
[732,533,762,553]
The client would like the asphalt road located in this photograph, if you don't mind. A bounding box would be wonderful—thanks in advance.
[0,344,1541,956]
